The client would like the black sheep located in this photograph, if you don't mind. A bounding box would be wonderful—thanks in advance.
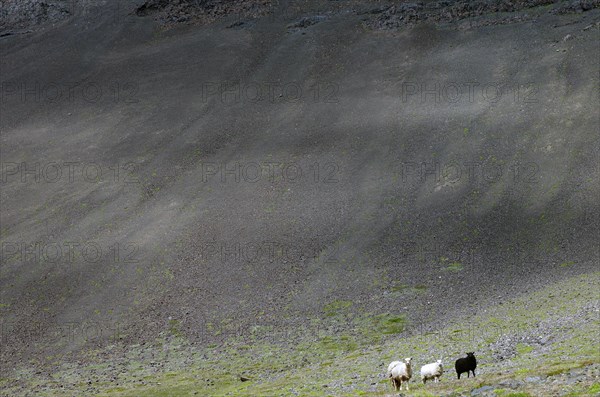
[455,352,477,379]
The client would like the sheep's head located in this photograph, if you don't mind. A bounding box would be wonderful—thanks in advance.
[466,352,475,357]
[436,359,443,365]
[404,357,412,365]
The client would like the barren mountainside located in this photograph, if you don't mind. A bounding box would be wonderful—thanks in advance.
[0,0,599,396]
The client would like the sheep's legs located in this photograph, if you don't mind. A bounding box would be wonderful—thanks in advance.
[472,370,476,377]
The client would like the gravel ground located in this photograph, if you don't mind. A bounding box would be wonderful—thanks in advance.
[489,300,600,361]
[365,0,600,30]
[0,0,72,35]
[135,0,273,28]
[0,1,598,393]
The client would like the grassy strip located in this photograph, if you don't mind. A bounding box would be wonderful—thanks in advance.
[3,272,599,396]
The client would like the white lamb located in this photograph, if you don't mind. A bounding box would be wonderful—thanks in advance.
[387,357,412,391]
[420,359,444,384]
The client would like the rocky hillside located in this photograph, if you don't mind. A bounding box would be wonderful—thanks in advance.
[0,0,599,395]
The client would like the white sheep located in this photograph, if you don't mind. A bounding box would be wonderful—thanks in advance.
[387,360,402,376]
[387,357,412,391]
[420,359,444,384]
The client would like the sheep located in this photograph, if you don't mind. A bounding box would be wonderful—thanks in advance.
[386,360,401,390]
[455,352,477,379]
[387,361,402,376]
[387,357,412,391]
[420,359,444,384]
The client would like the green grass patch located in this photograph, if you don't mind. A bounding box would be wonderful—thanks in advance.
[560,261,576,267]
[513,368,531,376]
[542,360,588,376]
[444,262,464,272]
[588,383,600,393]
[390,283,409,292]
[167,319,182,337]
[316,335,358,352]
[370,314,407,335]
[501,393,532,397]
[516,343,534,355]
[323,299,353,316]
